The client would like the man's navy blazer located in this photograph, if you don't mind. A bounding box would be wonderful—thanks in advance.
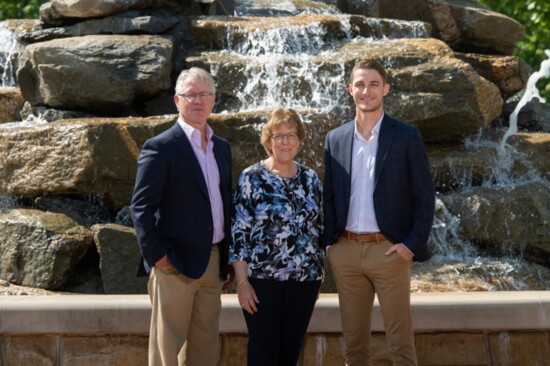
[130,122,232,279]
[322,114,435,262]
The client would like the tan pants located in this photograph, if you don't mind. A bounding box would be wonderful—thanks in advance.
[328,237,416,366]
[148,246,222,366]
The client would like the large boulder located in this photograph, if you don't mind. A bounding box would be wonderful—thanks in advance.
[91,223,147,294]
[0,115,175,208]
[20,10,184,43]
[341,0,524,55]
[0,109,337,206]
[40,0,155,26]
[454,53,531,100]
[0,87,25,123]
[440,181,550,267]
[17,35,173,116]
[0,208,93,290]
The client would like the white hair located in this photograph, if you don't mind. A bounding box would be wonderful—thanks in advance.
[175,67,216,95]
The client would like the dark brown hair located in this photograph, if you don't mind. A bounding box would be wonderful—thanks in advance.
[350,59,389,85]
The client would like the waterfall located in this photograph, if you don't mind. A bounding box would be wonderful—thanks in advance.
[500,49,550,151]
[210,15,428,116]
[0,23,24,87]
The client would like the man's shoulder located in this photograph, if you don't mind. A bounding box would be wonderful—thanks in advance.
[142,123,179,148]
[327,120,354,138]
[383,114,421,137]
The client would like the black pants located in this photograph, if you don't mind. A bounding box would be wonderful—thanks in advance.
[244,278,322,366]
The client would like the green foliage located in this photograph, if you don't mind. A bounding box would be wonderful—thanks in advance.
[477,0,550,99]
[0,0,48,20]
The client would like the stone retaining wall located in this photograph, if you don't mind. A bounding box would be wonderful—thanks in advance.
[1,292,549,365]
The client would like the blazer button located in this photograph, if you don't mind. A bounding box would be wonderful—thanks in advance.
[208,226,212,231]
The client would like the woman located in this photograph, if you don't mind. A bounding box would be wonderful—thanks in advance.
[230,108,324,366]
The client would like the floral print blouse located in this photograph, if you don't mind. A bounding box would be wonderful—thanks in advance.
[230,161,324,282]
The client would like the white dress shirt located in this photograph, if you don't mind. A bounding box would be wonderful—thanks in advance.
[345,114,384,233]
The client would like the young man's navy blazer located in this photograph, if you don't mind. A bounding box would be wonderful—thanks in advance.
[322,114,435,261]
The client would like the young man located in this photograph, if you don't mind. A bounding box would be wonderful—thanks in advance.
[323,59,435,365]
[131,67,233,366]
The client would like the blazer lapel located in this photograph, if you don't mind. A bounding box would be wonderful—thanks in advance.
[172,126,210,199]
[374,115,396,187]
[212,136,230,193]
[339,121,355,199]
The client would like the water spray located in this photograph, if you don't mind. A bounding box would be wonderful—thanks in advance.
[499,49,550,151]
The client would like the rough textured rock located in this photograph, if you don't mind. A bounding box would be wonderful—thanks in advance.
[348,0,524,55]
[440,181,550,266]
[0,208,93,289]
[0,110,337,206]
[91,224,147,294]
[0,115,175,208]
[455,53,531,99]
[20,10,184,43]
[40,0,155,26]
[16,35,173,115]
[435,0,523,55]
[0,87,25,123]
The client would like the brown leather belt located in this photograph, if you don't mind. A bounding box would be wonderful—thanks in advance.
[341,230,387,243]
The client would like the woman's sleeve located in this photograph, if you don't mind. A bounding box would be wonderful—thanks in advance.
[230,172,254,263]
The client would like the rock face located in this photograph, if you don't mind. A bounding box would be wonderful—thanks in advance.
[0,87,25,123]
[1,0,548,293]
[0,208,93,289]
[0,115,175,208]
[40,0,155,25]
[441,181,550,267]
[17,35,173,115]
[342,0,524,55]
[92,224,147,294]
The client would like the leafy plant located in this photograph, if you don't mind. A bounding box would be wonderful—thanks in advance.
[0,0,49,20]
[477,0,550,100]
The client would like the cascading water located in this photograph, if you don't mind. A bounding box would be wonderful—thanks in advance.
[500,50,550,151]
[209,14,428,118]
[211,5,550,292]
[0,22,49,127]
[0,23,24,87]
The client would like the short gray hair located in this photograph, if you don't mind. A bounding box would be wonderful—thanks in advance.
[175,67,216,95]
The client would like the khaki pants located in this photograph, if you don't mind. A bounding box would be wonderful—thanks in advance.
[148,246,222,366]
[328,237,416,366]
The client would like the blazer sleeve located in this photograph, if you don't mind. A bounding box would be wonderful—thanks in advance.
[322,131,337,248]
[130,138,168,268]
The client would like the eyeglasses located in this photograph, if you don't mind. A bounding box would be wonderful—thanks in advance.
[178,92,215,102]
[271,132,299,142]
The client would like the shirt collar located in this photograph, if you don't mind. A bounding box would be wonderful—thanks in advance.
[353,113,384,142]
[177,118,214,142]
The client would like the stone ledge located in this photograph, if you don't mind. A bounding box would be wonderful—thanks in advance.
[0,292,548,335]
